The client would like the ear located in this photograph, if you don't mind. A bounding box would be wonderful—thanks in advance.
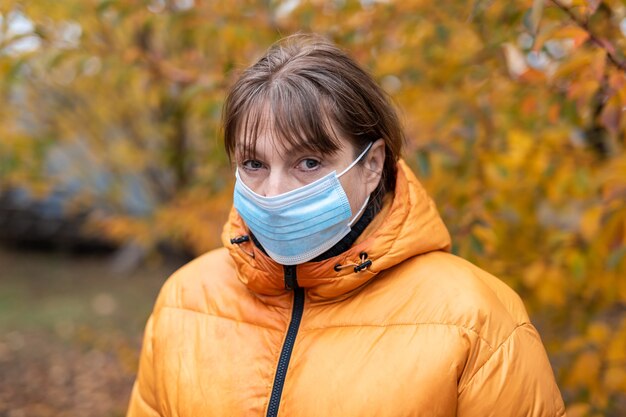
[363,138,386,195]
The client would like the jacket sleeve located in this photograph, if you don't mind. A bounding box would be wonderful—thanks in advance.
[457,323,566,417]
[126,315,162,417]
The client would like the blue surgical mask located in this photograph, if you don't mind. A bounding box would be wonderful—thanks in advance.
[233,143,373,265]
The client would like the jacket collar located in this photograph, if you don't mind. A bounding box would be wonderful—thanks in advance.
[222,160,451,301]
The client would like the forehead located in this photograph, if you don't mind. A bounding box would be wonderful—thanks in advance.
[242,116,295,157]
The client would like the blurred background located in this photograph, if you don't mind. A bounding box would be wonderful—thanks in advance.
[0,0,625,416]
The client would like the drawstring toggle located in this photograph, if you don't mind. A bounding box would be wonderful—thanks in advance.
[230,235,250,245]
[230,235,254,258]
[334,252,372,273]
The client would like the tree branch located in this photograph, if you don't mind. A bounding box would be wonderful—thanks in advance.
[549,0,626,72]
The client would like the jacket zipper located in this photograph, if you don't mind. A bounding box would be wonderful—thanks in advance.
[266,265,305,417]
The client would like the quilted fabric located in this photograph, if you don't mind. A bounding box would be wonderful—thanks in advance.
[127,160,566,417]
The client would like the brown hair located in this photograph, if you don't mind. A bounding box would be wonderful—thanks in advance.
[223,34,404,200]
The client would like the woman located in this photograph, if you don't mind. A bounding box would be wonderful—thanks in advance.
[127,35,566,417]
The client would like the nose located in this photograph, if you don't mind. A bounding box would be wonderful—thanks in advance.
[263,171,290,197]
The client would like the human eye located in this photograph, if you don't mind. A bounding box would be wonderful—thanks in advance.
[296,158,321,172]
[241,159,264,171]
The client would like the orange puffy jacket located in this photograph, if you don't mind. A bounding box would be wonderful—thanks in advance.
[127,161,566,417]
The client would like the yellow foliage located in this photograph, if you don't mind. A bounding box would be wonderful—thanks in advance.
[567,350,601,387]
[586,322,610,346]
[549,25,590,48]
[0,0,625,413]
[505,129,534,168]
[566,403,590,417]
[603,365,626,393]
[563,336,587,353]
[606,325,626,363]
[522,262,544,289]
[580,206,602,241]
[535,267,567,307]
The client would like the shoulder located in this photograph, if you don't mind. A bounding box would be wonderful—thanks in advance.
[380,250,531,348]
[148,247,288,340]
[385,256,565,414]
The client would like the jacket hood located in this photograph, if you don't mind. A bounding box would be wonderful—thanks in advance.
[222,159,451,301]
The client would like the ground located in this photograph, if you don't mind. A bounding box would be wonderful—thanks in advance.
[0,247,183,417]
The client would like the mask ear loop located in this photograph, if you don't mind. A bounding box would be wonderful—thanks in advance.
[334,143,376,273]
[348,195,370,227]
[340,142,374,227]
[337,142,374,178]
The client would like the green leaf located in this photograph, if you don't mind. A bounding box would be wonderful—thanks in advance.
[415,151,431,178]
[607,246,626,270]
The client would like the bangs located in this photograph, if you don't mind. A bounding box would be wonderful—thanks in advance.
[223,34,404,204]
[227,78,345,161]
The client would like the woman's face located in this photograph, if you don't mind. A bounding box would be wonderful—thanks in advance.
[236,121,385,218]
